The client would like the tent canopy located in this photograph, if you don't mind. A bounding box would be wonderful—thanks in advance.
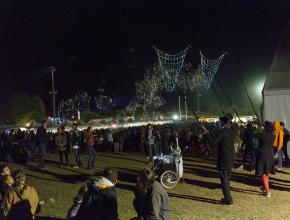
[263,24,290,129]
[264,25,290,92]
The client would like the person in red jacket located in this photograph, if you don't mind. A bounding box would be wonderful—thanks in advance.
[84,127,96,170]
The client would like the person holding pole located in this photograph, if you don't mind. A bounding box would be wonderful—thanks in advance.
[215,113,236,205]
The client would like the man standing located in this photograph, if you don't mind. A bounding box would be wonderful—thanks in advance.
[273,121,284,170]
[27,130,36,162]
[242,123,256,171]
[147,124,155,162]
[280,122,290,163]
[71,123,83,168]
[36,120,48,170]
[107,130,113,152]
[76,167,119,220]
[55,126,68,166]
[215,113,236,205]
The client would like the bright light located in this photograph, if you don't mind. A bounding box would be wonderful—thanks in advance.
[26,123,30,127]
[172,114,179,120]
[256,81,264,94]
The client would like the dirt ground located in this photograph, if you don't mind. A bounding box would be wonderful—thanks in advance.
[7,152,290,220]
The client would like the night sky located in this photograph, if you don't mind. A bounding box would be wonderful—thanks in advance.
[0,1,289,119]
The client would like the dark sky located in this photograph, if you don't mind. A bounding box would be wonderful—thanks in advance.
[0,0,289,118]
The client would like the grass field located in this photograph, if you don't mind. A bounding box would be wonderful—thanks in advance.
[7,152,290,220]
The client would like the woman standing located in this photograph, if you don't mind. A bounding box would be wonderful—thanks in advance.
[84,127,96,170]
[255,121,275,197]
[133,169,171,220]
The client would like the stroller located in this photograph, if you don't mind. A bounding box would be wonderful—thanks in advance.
[152,146,184,189]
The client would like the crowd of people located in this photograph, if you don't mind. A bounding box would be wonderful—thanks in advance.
[0,164,170,220]
[0,120,219,168]
[0,114,289,219]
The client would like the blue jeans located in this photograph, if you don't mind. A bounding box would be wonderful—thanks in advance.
[38,142,47,168]
[73,148,82,167]
[27,143,36,162]
[274,148,283,168]
[5,152,14,163]
[87,145,96,168]
[148,144,155,161]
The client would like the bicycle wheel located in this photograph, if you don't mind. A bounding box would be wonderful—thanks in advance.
[160,170,178,189]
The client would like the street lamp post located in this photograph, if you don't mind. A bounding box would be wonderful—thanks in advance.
[49,67,58,118]
[197,86,200,113]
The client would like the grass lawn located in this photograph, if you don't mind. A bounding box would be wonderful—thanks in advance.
[7,152,290,220]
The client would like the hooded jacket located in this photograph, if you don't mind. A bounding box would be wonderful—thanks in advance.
[76,177,118,220]
[4,185,39,219]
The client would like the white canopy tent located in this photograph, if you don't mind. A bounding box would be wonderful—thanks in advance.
[263,24,290,129]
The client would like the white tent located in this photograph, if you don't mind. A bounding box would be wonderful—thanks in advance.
[263,24,290,129]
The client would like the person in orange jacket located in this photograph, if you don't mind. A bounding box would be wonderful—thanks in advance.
[273,121,284,170]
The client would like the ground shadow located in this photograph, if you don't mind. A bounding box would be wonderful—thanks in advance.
[230,171,290,192]
[57,166,89,176]
[230,171,260,187]
[231,187,261,195]
[183,178,220,189]
[183,162,217,171]
[116,182,135,191]
[100,154,146,164]
[26,174,64,183]
[276,170,289,175]
[28,167,91,184]
[168,193,221,205]
[36,217,63,220]
[114,167,139,183]
[43,159,62,166]
[184,157,217,165]
[269,183,290,192]
[184,166,218,178]
[271,176,290,184]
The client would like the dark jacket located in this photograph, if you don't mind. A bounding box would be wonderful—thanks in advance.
[215,125,236,170]
[283,128,290,147]
[255,131,275,175]
[243,127,255,148]
[35,126,47,144]
[71,130,82,146]
[76,179,118,220]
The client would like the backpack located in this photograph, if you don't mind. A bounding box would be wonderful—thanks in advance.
[77,185,114,219]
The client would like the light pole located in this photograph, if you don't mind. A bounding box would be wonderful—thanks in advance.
[178,96,182,120]
[197,86,200,113]
[49,66,58,118]
[185,96,188,121]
